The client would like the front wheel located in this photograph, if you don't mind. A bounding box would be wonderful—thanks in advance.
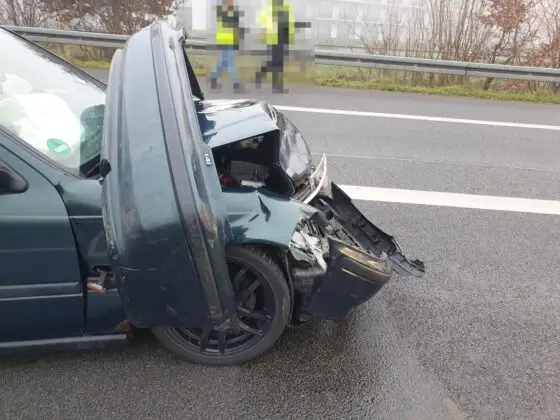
[152,245,291,365]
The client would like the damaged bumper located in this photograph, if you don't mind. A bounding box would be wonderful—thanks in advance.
[289,157,425,321]
[302,237,394,320]
[313,182,425,278]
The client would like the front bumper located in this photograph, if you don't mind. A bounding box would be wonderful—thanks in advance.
[303,237,393,320]
[314,182,425,278]
[291,156,424,321]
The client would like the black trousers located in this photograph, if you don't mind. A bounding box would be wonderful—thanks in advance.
[255,43,286,89]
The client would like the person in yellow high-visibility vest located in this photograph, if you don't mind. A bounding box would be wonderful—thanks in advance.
[211,0,244,92]
[255,0,296,93]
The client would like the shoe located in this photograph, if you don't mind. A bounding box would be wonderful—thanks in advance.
[233,83,246,93]
[272,87,289,94]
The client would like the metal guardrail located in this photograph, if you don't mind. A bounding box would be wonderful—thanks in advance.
[4,26,130,49]
[2,25,209,50]
[315,51,560,83]
[4,25,560,83]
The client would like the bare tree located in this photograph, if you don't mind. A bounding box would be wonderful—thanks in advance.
[532,0,560,90]
[0,0,51,26]
[479,0,539,89]
[44,0,175,34]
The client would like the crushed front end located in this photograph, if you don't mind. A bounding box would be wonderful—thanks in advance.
[288,156,425,322]
[202,102,424,322]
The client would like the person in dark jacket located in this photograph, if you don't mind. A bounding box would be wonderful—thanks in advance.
[211,0,244,92]
[255,0,295,93]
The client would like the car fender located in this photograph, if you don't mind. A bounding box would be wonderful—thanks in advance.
[223,188,318,248]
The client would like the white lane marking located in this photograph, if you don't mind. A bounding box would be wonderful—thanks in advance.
[313,151,560,173]
[274,105,560,131]
[340,185,560,215]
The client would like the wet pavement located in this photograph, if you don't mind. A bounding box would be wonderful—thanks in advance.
[2,201,559,419]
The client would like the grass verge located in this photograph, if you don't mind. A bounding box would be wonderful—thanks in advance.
[69,59,111,69]
[313,78,560,104]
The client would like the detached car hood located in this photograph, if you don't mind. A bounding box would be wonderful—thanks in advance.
[100,22,239,330]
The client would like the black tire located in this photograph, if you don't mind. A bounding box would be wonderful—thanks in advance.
[152,245,291,365]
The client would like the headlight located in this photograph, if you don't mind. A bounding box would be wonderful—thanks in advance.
[278,113,313,181]
[303,153,333,204]
[289,218,328,271]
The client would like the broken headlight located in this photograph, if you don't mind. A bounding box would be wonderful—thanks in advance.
[289,218,329,272]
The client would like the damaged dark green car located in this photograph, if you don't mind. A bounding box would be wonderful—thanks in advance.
[0,22,424,365]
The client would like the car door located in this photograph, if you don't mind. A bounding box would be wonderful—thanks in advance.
[100,21,239,331]
[0,143,84,342]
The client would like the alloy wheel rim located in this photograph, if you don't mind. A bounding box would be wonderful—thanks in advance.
[169,257,276,357]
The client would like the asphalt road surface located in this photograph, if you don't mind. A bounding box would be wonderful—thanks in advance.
[1,69,559,420]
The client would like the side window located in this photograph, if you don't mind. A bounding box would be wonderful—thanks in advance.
[0,29,106,176]
[0,160,27,195]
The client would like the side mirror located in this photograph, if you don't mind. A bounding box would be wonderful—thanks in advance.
[0,164,27,194]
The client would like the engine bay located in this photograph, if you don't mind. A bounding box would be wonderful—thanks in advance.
[212,132,295,196]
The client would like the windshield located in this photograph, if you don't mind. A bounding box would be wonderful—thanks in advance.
[0,29,106,176]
